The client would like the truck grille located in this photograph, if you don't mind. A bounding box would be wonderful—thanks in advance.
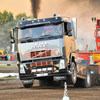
[30,50,57,58]
[30,61,53,67]
[30,61,54,74]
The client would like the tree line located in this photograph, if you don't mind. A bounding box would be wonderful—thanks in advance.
[0,10,33,54]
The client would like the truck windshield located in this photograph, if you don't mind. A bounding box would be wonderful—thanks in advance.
[97,28,100,37]
[18,23,63,40]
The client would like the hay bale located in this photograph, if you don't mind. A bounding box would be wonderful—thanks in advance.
[7,64,11,66]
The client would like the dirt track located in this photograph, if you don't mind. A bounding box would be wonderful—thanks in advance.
[0,79,99,100]
[0,67,100,100]
[0,67,18,73]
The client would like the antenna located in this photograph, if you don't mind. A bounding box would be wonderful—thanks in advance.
[53,13,56,17]
[21,17,25,21]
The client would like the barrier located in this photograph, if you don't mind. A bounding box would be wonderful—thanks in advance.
[97,62,100,74]
[0,61,17,66]
[62,82,69,100]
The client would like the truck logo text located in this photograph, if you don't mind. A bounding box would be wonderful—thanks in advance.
[33,42,48,49]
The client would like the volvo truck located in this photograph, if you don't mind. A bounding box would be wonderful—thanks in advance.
[10,14,91,88]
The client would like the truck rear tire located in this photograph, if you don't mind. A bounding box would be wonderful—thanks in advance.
[74,66,91,88]
[67,62,77,84]
[39,80,47,86]
[23,83,33,88]
[74,78,81,87]
[39,79,54,86]
[81,66,91,88]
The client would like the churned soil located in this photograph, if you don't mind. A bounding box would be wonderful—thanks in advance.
[0,67,18,73]
[0,80,100,100]
[0,66,100,100]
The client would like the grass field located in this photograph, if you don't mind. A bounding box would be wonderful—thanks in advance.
[0,65,16,67]
[0,77,17,79]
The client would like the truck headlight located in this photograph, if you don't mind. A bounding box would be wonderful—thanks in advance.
[59,59,65,69]
[51,49,59,55]
[20,64,25,73]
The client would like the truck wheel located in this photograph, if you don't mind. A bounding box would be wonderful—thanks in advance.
[81,66,91,88]
[39,79,53,86]
[74,78,81,87]
[90,66,98,86]
[39,80,47,86]
[46,79,54,86]
[23,83,33,88]
[67,62,77,84]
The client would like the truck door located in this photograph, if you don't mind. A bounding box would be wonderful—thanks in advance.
[95,19,100,51]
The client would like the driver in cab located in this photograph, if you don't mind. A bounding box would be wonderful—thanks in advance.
[24,29,36,38]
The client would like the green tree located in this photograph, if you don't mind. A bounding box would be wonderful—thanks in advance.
[0,10,32,54]
[28,15,34,20]
[0,20,18,53]
[0,10,14,26]
[15,12,27,21]
[0,10,14,51]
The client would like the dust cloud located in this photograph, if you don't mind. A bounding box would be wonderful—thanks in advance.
[30,0,41,18]
[30,0,100,50]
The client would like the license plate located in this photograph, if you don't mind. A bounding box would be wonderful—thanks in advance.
[22,79,34,84]
[53,76,66,81]
[36,73,48,77]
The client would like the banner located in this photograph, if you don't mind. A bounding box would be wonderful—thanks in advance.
[0,50,3,55]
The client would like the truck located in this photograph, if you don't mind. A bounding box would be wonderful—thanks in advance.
[76,17,100,86]
[77,18,100,63]
[10,14,91,88]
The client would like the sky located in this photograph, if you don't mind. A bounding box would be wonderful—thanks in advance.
[0,0,32,17]
[38,0,99,50]
[0,0,99,50]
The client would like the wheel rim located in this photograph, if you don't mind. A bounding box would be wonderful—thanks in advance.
[87,69,90,84]
[71,63,77,83]
[72,67,76,80]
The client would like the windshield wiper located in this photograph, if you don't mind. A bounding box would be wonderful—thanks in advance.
[19,37,37,43]
[39,35,57,39]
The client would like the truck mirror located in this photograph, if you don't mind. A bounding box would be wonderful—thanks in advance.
[67,22,72,32]
[10,30,14,38]
[65,22,72,36]
[65,30,72,36]
[10,39,15,43]
[12,43,15,52]
[68,32,72,36]
[71,18,77,39]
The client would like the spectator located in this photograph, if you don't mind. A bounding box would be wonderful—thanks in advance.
[4,54,8,61]
[10,55,13,61]
[7,54,10,61]
[0,53,2,61]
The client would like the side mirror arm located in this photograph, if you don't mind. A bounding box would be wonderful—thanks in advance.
[10,38,15,43]
[65,30,72,35]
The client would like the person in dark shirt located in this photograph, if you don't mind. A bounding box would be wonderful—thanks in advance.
[0,52,2,61]
[4,53,8,61]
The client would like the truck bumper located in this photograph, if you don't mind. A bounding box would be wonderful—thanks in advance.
[19,70,72,80]
[19,58,69,80]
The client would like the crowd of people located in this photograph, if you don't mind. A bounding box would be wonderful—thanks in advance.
[0,53,16,61]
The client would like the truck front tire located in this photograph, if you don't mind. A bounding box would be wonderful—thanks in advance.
[23,83,33,88]
[67,62,77,84]
[74,66,91,88]
[81,66,91,88]
[39,79,53,86]
[39,80,46,86]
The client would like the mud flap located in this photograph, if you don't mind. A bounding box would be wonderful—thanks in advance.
[74,66,91,88]
[67,62,77,84]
